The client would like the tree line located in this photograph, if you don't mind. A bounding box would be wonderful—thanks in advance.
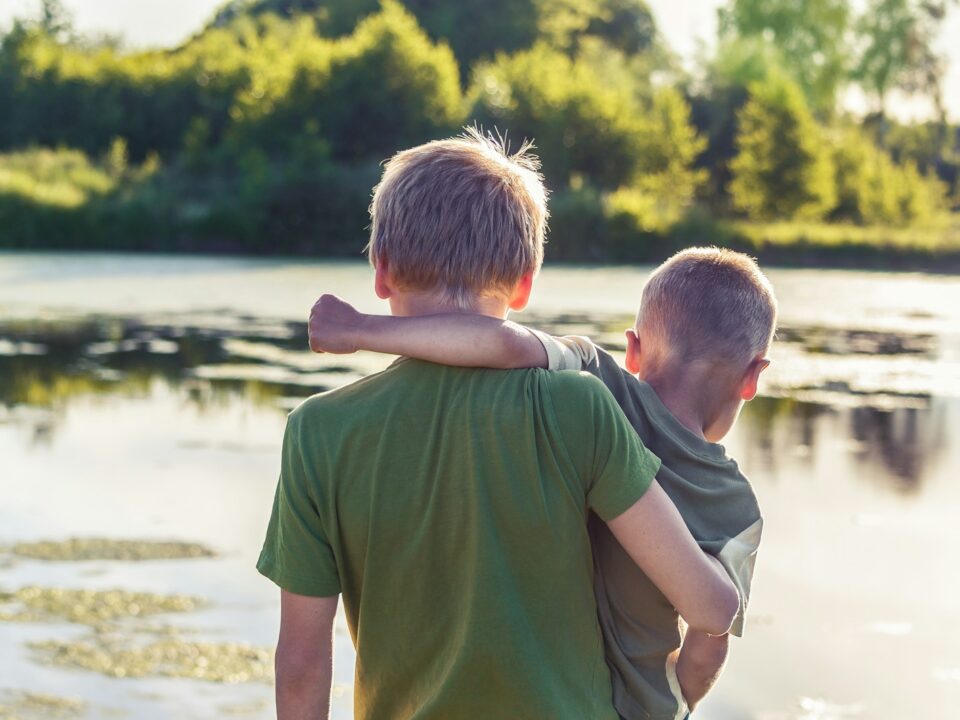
[0,0,957,260]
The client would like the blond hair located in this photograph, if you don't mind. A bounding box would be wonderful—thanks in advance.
[638,247,777,367]
[367,128,548,308]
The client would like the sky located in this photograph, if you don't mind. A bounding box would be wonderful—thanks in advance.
[0,0,958,122]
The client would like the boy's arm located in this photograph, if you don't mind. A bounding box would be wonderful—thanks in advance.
[275,590,337,720]
[606,483,740,637]
[672,506,763,708]
[308,294,547,368]
[674,628,730,711]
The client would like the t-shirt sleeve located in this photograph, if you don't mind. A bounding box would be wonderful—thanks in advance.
[257,413,341,597]
[529,330,599,371]
[547,372,661,522]
[716,517,763,636]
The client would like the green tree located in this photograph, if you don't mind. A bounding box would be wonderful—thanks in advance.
[212,0,540,72]
[211,0,665,71]
[718,0,850,112]
[469,43,642,190]
[536,0,659,56]
[691,37,786,205]
[39,0,72,40]
[730,74,836,220]
[610,86,706,231]
[230,1,463,161]
[585,0,658,55]
[853,0,952,121]
[319,1,463,159]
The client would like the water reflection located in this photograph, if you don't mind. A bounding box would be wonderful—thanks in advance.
[847,401,949,491]
[1,310,953,497]
[776,324,938,357]
[739,395,948,493]
[0,316,324,446]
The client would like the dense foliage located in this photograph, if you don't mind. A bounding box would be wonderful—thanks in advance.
[0,0,957,261]
[730,74,837,221]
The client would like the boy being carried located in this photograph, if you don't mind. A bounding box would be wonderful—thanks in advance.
[308,247,776,719]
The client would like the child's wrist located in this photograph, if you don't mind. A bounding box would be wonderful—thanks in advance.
[349,312,375,352]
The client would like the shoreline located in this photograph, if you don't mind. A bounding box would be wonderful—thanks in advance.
[3,242,960,275]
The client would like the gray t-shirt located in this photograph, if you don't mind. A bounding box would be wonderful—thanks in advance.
[533,332,763,720]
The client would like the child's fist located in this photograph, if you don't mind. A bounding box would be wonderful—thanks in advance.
[308,294,363,354]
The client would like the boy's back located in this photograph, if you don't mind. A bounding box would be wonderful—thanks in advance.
[258,359,661,719]
[539,336,762,720]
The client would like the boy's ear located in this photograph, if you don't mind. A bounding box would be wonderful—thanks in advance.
[507,272,535,311]
[374,259,395,300]
[624,328,642,375]
[739,356,770,401]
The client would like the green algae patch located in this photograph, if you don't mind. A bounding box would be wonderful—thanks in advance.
[0,690,85,719]
[1,586,273,685]
[0,586,203,625]
[31,637,273,684]
[11,538,216,562]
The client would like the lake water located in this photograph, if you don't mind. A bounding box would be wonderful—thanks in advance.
[1,252,959,720]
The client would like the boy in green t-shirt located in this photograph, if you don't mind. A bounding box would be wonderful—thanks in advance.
[259,132,739,720]
[307,247,776,719]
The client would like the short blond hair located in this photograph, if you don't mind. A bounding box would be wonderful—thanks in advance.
[367,128,547,307]
[638,247,777,367]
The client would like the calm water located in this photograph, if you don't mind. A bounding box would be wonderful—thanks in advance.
[1,253,959,720]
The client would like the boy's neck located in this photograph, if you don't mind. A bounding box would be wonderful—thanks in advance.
[645,380,709,440]
[390,289,510,319]
[641,364,733,443]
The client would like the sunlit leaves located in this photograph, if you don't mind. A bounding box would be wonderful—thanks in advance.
[730,74,836,220]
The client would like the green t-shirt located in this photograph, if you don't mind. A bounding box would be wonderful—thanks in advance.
[257,358,661,720]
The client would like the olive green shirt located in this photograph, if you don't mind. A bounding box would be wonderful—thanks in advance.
[258,358,662,719]
[534,333,763,720]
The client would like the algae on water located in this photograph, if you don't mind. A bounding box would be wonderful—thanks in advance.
[1,586,273,685]
[31,637,273,684]
[0,586,203,625]
[10,538,216,562]
[0,691,85,720]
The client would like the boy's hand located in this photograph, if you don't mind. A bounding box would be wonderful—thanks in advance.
[309,294,365,354]
[675,628,730,710]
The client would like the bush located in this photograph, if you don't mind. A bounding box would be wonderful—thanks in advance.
[226,2,464,162]
[831,127,948,226]
[628,87,707,229]
[469,43,642,190]
[316,1,464,160]
[0,145,161,247]
[730,73,836,221]
[0,22,256,158]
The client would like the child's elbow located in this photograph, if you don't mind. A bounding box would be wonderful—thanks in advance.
[704,582,741,636]
[687,579,740,637]
[499,323,546,369]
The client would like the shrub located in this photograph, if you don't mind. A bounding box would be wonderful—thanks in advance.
[831,127,948,226]
[730,74,836,220]
[469,43,643,190]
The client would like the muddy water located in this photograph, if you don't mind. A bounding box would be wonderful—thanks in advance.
[1,253,959,719]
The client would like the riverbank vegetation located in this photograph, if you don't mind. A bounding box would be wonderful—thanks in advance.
[0,0,958,265]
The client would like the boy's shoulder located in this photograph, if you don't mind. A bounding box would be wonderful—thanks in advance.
[290,358,614,429]
[530,330,601,372]
[535,363,629,420]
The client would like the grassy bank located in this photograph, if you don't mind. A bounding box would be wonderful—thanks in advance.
[2,146,958,271]
[722,219,960,271]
